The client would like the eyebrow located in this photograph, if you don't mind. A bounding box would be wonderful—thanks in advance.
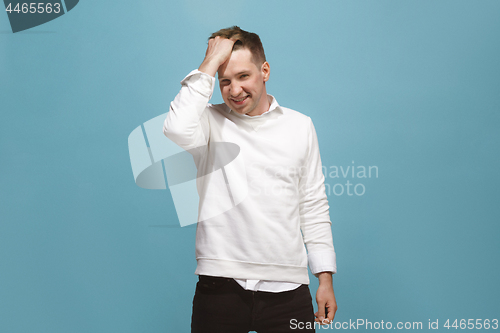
[218,70,249,80]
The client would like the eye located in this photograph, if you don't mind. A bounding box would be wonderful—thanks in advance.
[240,74,249,79]
[220,79,230,86]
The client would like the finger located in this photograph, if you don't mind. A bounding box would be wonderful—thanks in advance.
[316,302,326,323]
[327,307,335,322]
[326,301,337,322]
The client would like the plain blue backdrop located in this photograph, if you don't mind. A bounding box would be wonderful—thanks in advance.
[1,0,499,332]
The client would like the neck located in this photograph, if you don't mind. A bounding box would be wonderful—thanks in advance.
[247,90,271,117]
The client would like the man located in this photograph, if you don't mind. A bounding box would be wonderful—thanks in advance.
[163,26,337,333]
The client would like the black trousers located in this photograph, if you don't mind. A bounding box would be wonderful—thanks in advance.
[191,275,316,333]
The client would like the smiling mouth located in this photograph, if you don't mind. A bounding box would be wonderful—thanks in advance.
[230,96,249,104]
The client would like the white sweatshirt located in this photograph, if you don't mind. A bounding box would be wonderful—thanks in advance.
[163,70,336,285]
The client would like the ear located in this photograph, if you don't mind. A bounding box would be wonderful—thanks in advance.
[261,61,270,82]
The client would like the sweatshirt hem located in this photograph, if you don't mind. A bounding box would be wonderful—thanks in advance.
[195,258,310,285]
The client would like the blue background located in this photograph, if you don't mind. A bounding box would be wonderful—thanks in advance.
[1,0,499,332]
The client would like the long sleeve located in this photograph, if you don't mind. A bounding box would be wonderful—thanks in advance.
[299,117,337,276]
[163,69,215,150]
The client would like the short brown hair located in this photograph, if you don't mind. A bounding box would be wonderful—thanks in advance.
[209,26,266,66]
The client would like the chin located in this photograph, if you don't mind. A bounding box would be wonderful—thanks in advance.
[231,105,248,114]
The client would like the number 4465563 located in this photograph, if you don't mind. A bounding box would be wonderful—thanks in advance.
[5,3,62,14]
[444,319,499,330]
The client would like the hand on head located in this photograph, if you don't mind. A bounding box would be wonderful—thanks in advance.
[199,36,238,77]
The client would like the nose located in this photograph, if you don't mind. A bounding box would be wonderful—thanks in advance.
[230,82,243,97]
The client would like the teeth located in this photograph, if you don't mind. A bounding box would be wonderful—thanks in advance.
[232,97,246,102]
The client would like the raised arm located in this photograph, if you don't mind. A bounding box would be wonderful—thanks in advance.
[199,36,238,77]
[162,36,237,150]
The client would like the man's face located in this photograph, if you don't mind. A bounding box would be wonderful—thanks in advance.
[218,48,270,117]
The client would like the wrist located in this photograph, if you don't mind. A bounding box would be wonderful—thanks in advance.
[199,56,223,77]
[317,271,333,284]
